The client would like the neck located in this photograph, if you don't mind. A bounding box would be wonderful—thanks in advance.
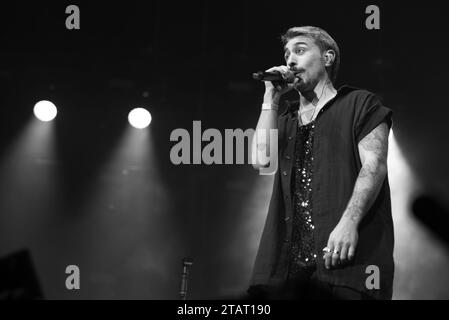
[299,77,336,107]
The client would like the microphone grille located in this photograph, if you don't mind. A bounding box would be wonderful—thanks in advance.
[252,71,264,81]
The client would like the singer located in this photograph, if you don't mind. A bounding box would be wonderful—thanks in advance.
[248,26,394,300]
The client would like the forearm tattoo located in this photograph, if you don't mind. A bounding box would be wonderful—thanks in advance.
[343,122,389,224]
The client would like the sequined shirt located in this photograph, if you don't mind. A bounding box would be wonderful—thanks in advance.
[287,120,317,278]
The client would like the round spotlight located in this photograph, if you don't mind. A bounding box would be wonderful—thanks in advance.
[128,108,152,129]
[33,100,57,122]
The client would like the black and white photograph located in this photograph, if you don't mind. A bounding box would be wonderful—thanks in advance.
[1,0,449,306]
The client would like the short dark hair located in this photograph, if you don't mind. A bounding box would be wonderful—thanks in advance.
[281,26,340,84]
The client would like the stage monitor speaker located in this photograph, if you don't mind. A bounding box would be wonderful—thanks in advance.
[0,249,44,300]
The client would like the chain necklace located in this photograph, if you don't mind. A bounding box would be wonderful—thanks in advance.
[299,81,328,125]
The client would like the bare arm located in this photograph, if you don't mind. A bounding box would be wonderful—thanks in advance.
[341,122,390,225]
[251,96,279,169]
[324,122,390,267]
[251,66,299,169]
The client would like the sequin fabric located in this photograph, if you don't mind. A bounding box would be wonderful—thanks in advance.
[288,120,317,277]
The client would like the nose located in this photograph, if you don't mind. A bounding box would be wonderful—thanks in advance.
[287,55,297,69]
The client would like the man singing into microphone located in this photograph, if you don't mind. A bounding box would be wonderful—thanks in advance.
[248,26,394,300]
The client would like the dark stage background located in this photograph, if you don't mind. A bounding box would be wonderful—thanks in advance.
[1,1,449,299]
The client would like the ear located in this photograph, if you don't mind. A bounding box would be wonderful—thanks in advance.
[324,50,336,67]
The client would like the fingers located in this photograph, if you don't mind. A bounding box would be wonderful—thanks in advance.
[348,245,356,261]
[324,243,349,269]
[323,244,356,269]
[265,65,289,74]
[266,65,289,83]
[287,76,300,90]
[331,247,340,267]
[323,229,358,270]
[339,244,349,264]
[324,253,332,269]
[264,65,298,94]
[323,245,333,270]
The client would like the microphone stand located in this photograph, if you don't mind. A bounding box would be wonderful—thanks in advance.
[179,258,193,300]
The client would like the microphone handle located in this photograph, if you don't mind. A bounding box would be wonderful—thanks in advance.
[252,71,297,83]
[252,71,284,82]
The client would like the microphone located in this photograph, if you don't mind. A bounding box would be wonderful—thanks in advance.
[252,70,298,83]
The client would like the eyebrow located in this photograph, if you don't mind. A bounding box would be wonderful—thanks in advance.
[284,41,308,52]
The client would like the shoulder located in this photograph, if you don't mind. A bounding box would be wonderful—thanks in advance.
[337,85,380,104]
[337,86,386,118]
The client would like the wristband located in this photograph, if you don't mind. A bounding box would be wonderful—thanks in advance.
[262,103,279,112]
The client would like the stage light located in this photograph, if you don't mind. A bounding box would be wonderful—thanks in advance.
[128,108,152,129]
[33,100,57,122]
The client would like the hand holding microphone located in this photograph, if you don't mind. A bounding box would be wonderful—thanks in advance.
[255,66,301,104]
[253,68,297,83]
